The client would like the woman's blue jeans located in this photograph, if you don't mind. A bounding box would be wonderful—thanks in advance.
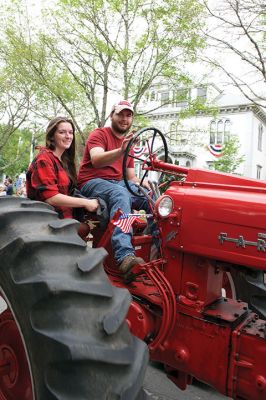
[81,178,151,263]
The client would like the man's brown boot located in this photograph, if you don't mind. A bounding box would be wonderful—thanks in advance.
[119,255,145,276]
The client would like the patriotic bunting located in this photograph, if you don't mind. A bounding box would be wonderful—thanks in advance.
[208,144,224,157]
[133,146,148,157]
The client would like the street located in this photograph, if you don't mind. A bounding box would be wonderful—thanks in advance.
[143,362,230,400]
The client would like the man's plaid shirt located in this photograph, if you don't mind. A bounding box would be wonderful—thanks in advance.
[26,148,73,219]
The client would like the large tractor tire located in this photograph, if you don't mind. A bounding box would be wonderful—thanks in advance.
[0,196,148,399]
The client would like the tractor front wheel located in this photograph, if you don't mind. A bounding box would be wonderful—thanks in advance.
[0,197,148,399]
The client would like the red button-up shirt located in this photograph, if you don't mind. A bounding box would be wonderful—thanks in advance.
[26,148,73,219]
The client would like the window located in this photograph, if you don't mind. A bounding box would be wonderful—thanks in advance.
[217,120,223,144]
[197,87,207,101]
[134,163,141,178]
[224,120,231,142]
[257,165,262,180]
[139,132,148,147]
[174,89,190,107]
[186,160,191,168]
[210,121,216,144]
[209,119,231,145]
[150,91,156,101]
[170,132,177,146]
[169,125,177,146]
[161,91,170,107]
[170,122,176,132]
[258,124,263,151]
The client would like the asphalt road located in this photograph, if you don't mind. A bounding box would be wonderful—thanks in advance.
[143,362,230,400]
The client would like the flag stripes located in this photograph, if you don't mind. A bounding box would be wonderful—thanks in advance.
[113,214,139,233]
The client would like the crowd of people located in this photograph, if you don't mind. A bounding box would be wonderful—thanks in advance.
[0,175,26,197]
[25,100,151,278]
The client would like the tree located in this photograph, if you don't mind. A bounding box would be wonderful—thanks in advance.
[213,135,245,173]
[0,0,206,140]
[49,0,205,124]
[0,26,88,141]
[201,0,266,107]
[0,71,31,167]
[0,127,33,176]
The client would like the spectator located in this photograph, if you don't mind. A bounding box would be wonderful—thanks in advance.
[16,182,27,197]
[26,116,99,219]
[0,184,6,196]
[5,178,13,195]
[15,175,22,194]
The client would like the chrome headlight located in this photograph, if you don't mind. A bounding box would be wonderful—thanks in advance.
[157,196,173,217]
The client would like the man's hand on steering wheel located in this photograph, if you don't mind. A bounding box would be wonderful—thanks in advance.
[121,131,134,153]
[140,178,151,191]
[132,177,151,191]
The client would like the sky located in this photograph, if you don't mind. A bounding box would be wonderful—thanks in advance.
[0,0,263,101]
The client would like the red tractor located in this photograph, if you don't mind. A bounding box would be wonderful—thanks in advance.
[92,127,266,400]
[1,126,265,400]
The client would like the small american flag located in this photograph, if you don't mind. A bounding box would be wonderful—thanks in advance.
[113,213,139,233]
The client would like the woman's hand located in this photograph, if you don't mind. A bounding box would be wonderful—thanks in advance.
[84,199,99,213]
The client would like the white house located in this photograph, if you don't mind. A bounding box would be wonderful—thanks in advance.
[138,84,266,180]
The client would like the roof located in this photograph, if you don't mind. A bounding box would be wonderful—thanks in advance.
[213,92,266,123]
[214,92,253,107]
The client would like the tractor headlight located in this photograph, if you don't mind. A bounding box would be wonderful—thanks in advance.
[157,196,173,217]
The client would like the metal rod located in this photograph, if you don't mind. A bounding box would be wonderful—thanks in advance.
[137,185,155,206]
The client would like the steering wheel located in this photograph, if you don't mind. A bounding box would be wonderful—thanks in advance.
[122,127,168,198]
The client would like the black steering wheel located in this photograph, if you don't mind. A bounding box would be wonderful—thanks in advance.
[122,127,168,198]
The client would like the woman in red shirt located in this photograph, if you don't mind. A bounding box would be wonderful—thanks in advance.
[26,116,98,219]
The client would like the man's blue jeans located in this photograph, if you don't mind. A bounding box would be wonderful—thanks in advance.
[81,178,151,263]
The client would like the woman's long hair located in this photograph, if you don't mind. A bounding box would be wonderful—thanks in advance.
[46,116,77,185]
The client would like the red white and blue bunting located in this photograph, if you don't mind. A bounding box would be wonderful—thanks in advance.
[133,146,148,157]
[208,144,223,157]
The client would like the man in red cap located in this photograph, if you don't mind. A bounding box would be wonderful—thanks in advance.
[78,100,151,277]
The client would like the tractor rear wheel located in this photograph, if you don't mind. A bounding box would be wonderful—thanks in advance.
[0,197,148,399]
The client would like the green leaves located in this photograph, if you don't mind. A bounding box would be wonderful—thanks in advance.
[0,0,206,177]
[0,127,33,176]
[49,0,206,121]
[213,136,245,174]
